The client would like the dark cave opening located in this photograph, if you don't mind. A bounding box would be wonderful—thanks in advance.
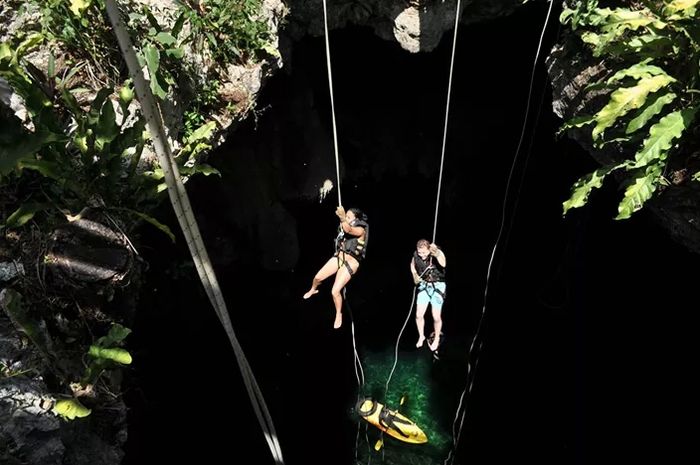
[123,3,698,464]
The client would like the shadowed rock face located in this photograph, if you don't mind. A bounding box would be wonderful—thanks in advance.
[546,34,700,255]
[285,0,529,52]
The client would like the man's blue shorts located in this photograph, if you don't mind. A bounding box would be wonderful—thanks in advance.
[417,282,446,310]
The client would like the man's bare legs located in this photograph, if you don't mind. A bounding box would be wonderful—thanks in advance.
[415,302,428,347]
[428,307,443,351]
[303,258,339,299]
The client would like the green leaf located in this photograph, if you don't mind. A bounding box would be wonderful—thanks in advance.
[88,346,132,364]
[579,9,668,56]
[2,203,51,229]
[98,323,131,346]
[693,171,700,181]
[53,399,91,420]
[16,33,44,58]
[559,114,595,134]
[95,98,119,151]
[127,209,175,242]
[18,159,65,181]
[172,11,186,38]
[563,164,622,214]
[0,129,64,176]
[164,47,184,59]
[592,74,675,139]
[631,107,697,168]
[185,121,216,143]
[119,81,134,107]
[142,46,167,99]
[87,88,112,125]
[616,164,663,220]
[47,53,55,79]
[605,60,666,84]
[155,32,177,46]
[664,0,700,16]
[599,9,666,34]
[626,92,677,134]
[195,164,220,176]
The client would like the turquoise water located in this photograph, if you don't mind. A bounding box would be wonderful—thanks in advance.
[351,348,452,465]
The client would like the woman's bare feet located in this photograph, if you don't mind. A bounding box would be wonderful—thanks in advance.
[333,313,343,329]
[428,337,440,351]
[303,289,319,299]
[416,336,425,348]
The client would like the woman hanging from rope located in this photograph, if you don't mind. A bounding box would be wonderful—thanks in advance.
[411,239,447,351]
[303,206,369,329]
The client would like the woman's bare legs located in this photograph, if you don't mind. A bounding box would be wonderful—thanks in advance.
[303,257,340,299]
[330,256,359,328]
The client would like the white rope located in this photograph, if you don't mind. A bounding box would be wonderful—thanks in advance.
[384,288,417,399]
[321,0,342,206]
[433,0,461,244]
[323,0,364,403]
[104,2,284,463]
[443,2,555,464]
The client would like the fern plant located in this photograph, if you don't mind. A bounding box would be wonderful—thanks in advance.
[560,0,700,219]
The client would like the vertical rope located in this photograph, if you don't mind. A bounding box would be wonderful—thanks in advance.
[433,0,461,243]
[104,1,284,463]
[443,2,556,464]
[321,0,342,206]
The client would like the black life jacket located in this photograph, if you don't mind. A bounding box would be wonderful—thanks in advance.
[413,252,445,282]
[337,220,368,260]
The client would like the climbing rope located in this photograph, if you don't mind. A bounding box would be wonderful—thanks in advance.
[383,0,461,412]
[320,4,370,462]
[442,2,556,464]
[376,4,462,456]
[433,0,461,243]
[321,0,342,206]
[104,1,284,463]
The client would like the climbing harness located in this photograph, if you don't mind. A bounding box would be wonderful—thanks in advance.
[104,2,284,463]
[442,2,557,465]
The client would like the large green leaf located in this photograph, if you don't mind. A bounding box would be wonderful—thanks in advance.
[626,92,676,134]
[95,98,119,151]
[2,203,51,229]
[558,114,595,134]
[0,127,64,176]
[125,208,175,242]
[605,60,666,84]
[580,8,668,56]
[98,323,131,346]
[616,163,663,220]
[562,164,623,214]
[599,9,666,33]
[592,74,675,139]
[53,398,91,420]
[87,88,112,125]
[88,346,132,364]
[664,0,700,16]
[631,107,697,168]
[142,45,166,99]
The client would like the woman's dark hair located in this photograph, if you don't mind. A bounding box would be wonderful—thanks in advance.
[349,208,368,223]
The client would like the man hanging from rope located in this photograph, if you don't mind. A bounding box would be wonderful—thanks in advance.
[411,239,447,351]
[303,206,369,329]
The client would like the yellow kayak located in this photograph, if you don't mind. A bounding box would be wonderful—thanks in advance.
[356,398,428,444]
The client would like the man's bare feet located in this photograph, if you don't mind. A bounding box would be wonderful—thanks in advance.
[303,289,319,299]
[416,336,425,348]
[333,313,342,329]
[428,337,440,351]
